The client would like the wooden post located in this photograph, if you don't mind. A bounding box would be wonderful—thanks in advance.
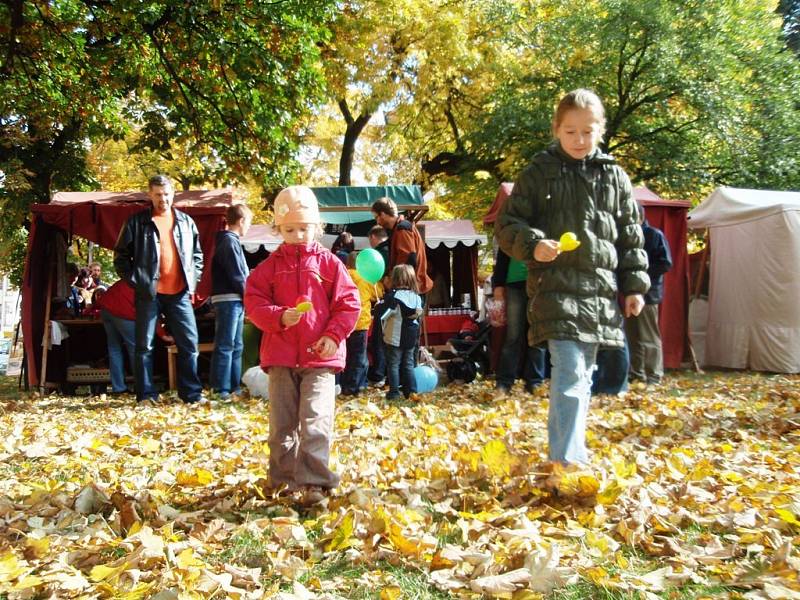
[39,263,55,394]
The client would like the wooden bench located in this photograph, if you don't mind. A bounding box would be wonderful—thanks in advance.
[166,342,214,390]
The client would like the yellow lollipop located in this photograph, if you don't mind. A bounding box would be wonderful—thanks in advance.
[558,232,581,252]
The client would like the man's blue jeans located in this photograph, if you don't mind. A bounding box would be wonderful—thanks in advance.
[496,286,547,389]
[341,330,369,394]
[101,309,135,393]
[135,289,202,402]
[210,300,244,397]
[386,345,416,398]
[548,339,598,465]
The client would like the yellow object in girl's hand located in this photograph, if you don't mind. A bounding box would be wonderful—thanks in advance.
[295,295,313,313]
[558,232,581,252]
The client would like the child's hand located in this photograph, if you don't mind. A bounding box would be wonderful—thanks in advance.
[624,294,645,317]
[311,336,337,358]
[533,239,560,262]
[281,308,302,328]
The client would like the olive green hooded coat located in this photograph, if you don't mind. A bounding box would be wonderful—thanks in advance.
[496,142,650,347]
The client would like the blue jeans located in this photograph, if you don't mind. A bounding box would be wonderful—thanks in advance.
[368,324,386,382]
[210,300,244,396]
[101,309,135,393]
[341,330,369,394]
[496,286,547,389]
[386,345,416,398]
[135,289,202,402]
[548,339,598,465]
[592,342,629,395]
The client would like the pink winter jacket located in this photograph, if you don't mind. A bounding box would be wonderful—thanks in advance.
[244,241,360,371]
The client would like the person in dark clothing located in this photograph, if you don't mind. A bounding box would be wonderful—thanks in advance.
[331,231,355,264]
[492,248,547,396]
[376,265,423,400]
[367,225,390,385]
[210,203,253,398]
[114,174,205,405]
[625,216,672,385]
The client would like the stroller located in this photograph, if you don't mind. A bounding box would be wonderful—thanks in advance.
[444,316,492,383]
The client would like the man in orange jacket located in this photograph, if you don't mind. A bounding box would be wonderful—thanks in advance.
[371,197,433,295]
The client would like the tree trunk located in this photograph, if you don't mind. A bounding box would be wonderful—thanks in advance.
[337,99,372,186]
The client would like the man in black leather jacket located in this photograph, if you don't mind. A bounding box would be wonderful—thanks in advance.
[114,175,205,405]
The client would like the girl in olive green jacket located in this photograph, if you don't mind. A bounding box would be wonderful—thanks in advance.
[496,89,650,466]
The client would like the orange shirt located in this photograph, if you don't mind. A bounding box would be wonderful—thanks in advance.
[152,211,185,294]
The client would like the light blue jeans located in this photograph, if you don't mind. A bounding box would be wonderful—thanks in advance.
[210,300,244,397]
[547,339,598,465]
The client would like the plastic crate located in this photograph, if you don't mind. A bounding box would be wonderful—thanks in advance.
[66,366,111,383]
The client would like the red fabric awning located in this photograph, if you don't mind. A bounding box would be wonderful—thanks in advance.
[23,190,233,387]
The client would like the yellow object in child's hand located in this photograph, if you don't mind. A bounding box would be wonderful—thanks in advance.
[295,295,313,313]
[558,232,581,252]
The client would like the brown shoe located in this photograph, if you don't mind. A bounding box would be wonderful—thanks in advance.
[297,486,329,507]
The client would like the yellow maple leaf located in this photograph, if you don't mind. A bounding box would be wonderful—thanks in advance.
[176,548,205,569]
[140,438,160,453]
[13,574,43,590]
[775,508,800,527]
[89,561,129,583]
[597,479,624,505]
[388,523,423,557]
[481,440,511,477]
[326,513,355,552]
[0,551,28,583]
[25,536,50,559]
[176,468,214,487]
[380,585,402,600]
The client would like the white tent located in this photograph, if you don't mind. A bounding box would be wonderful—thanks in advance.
[688,187,800,373]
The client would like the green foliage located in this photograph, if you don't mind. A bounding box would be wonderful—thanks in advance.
[463,0,800,203]
[0,0,335,277]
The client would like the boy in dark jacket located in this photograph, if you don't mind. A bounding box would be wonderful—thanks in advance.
[625,216,672,385]
[210,204,253,398]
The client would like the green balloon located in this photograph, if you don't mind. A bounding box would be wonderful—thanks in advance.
[355,248,385,284]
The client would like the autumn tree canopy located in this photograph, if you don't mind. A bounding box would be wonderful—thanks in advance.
[0,0,334,280]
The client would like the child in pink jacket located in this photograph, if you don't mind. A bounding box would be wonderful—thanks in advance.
[244,186,360,505]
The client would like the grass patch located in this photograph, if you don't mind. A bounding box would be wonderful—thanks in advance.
[210,530,274,570]
[296,558,451,599]
[548,578,739,599]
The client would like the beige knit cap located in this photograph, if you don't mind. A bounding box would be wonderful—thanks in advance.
[273,185,320,226]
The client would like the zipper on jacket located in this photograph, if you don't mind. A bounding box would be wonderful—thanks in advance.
[296,246,302,368]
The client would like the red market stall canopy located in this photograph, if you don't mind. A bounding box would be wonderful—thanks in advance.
[483,183,691,368]
[22,190,233,387]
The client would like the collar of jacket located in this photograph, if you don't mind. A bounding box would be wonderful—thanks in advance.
[393,216,412,232]
[548,141,616,168]
[272,240,325,258]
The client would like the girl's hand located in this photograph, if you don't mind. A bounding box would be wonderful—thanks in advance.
[533,239,560,262]
[624,294,645,317]
[311,336,337,358]
[281,308,302,328]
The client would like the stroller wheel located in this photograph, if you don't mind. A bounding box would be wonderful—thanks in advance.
[447,357,477,384]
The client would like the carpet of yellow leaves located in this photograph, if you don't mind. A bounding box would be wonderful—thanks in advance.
[1,371,800,599]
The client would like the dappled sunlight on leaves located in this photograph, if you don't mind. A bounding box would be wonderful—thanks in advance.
[1,371,799,597]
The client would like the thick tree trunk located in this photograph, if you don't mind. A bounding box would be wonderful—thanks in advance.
[337,98,372,186]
